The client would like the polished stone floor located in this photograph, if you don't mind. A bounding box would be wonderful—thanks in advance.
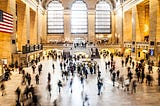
[1,56,160,106]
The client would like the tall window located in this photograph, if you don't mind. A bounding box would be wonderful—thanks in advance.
[95,1,111,34]
[47,1,64,34]
[71,0,88,34]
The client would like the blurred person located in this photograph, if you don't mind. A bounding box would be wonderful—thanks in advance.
[32,64,36,74]
[58,80,62,93]
[15,86,21,102]
[52,63,55,72]
[35,74,39,85]
[1,81,6,96]
[48,72,51,83]
[69,77,73,93]
[131,80,137,93]
[97,79,103,95]
[47,82,51,98]
[38,63,43,75]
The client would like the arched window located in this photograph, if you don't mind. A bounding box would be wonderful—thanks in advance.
[47,0,64,34]
[95,1,111,34]
[71,0,88,34]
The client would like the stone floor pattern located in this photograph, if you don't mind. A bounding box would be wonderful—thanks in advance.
[0,56,160,106]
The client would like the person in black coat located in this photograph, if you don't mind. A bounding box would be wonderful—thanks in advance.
[97,79,103,95]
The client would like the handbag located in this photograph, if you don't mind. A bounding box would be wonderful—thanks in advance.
[124,79,129,85]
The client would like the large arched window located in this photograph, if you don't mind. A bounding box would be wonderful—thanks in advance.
[95,1,111,34]
[47,0,64,34]
[71,0,88,34]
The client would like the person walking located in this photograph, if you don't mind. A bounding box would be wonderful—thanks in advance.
[1,82,6,96]
[127,70,133,82]
[15,86,21,102]
[47,82,52,98]
[112,71,116,86]
[38,64,42,75]
[121,59,124,67]
[52,63,55,72]
[105,62,108,69]
[124,78,130,92]
[97,70,101,79]
[69,78,73,93]
[21,74,26,85]
[32,64,36,74]
[58,80,62,93]
[132,61,135,69]
[48,72,51,83]
[35,74,39,85]
[80,75,84,89]
[136,70,141,82]
[24,85,29,99]
[60,62,63,70]
[97,79,103,95]
[94,63,96,74]
[82,92,89,106]
[116,70,120,80]
[27,74,31,86]
[119,75,124,88]
[131,80,137,93]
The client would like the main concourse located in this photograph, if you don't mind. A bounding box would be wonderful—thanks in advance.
[1,0,160,106]
[0,55,160,106]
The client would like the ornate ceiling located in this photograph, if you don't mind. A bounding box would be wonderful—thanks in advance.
[41,0,117,9]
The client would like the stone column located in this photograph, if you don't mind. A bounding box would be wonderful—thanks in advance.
[132,6,136,42]
[64,10,71,41]
[131,6,136,58]
[156,0,160,41]
[26,6,30,44]
[30,9,37,44]
[156,0,160,63]
[88,9,95,42]
[41,11,47,43]
[17,2,26,50]
[136,4,146,42]
[37,6,42,44]
[111,12,115,44]
[115,7,123,45]
[149,0,158,64]
[10,0,17,64]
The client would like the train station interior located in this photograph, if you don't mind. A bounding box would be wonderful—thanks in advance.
[0,0,160,106]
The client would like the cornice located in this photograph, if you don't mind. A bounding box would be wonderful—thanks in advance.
[122,0,144,12]
[114,0,144,14]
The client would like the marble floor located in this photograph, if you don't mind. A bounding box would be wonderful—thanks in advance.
[0,56,160,106]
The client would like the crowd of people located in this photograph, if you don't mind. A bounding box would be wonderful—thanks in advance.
[0,49,160,106]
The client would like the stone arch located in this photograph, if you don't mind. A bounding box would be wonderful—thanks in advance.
[42,0,116,10]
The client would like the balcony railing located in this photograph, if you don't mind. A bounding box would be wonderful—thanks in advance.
[124,42,132,47]
[22,44,43,54]
[97,44,121,48]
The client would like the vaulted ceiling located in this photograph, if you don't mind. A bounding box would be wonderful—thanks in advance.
[41,0,117,9]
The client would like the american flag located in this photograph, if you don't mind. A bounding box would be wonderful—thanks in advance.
[0,10,13,33]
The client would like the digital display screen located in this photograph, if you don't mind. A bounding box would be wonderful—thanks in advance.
[150,41,154,46]
[132,47,135,53]
[149,49,154,56]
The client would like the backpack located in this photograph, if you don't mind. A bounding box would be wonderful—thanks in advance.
[133,80,137,87]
